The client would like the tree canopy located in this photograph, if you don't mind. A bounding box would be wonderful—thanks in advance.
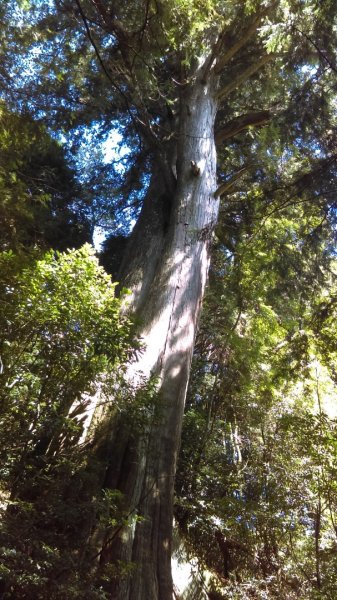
[3,0,336,230]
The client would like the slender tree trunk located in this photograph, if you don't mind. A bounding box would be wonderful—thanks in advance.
[314,497,322,591]
[99,67,219,600]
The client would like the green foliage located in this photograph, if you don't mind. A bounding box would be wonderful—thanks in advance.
[0,243,133,473]
[0,244,135,598]
[1,1,337,598]
[161,0,220,54]
[176,175,337,597]
[0,104,90,251]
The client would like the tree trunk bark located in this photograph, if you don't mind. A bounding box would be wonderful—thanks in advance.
[100,68,219,600]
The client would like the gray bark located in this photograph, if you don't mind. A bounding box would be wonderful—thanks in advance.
[99,66,219,600]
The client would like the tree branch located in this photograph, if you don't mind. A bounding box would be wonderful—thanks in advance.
[74,0,130,105]
[294,26,337,75]
[75,0,143,148]
[214,1,278,74]
[215,110,271,144]
[214,167,248,197]
[200,28,229,84]
[90,0,129,39]
[216,54,274,102]
[87,0,164,159]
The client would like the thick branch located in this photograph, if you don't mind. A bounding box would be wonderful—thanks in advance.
[200,29,229,83]
[214,19,262,74]
[214,167,248,197]
[214,2,278,74]
[216,54,274,102]
[215,110,271,144]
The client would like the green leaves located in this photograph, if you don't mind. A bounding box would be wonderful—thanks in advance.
[0,244,133,472]
[0,244,137,597]
[162,0,218,52]
[0,104,90,252]
[176,138,337,596]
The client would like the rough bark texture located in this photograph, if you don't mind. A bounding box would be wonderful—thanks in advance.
[99,67,219,600]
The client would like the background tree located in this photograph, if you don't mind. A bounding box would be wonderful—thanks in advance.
[0,105,91,251]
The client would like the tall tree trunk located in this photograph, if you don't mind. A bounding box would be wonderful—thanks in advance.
[100,68,219,600]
